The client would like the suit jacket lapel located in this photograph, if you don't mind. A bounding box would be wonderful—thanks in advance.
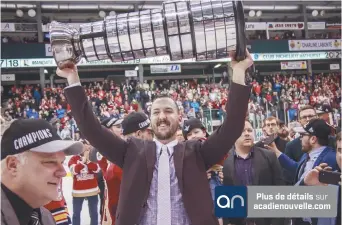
[173,144,185,194]
[145,141,156,194]
[223,153,236,185]
[251,149,261,185]
[1,189,20,225]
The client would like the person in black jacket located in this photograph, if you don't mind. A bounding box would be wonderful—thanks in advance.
[223,120,285,225]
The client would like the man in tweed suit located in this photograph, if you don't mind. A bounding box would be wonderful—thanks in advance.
[56,51,253,225]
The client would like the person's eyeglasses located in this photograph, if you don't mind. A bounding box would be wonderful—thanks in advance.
[299,133,311,138]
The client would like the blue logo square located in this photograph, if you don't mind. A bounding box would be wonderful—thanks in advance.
[214,186,247,218]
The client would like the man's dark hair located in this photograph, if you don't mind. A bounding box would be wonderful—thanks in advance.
[151,94,179,114]
[298,105,316,119]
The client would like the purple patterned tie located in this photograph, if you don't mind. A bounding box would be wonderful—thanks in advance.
[157,145,171,225]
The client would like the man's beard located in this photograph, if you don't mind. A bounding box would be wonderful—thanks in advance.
[302,143,311,153]
[153,119,178,141]
[278,130,289,139]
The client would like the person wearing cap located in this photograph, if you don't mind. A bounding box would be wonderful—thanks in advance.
[95,117,123,222]
[182,118,225,225]
[68,139,101,225]
[121,112,153,141]
[90,113,152,225]
[100,117,124,137]
[302,132,341,225]
[57,50,253,225]
[266,118,339,185]
[93,117,124,225]
[182,118,209,141]
[1,119,83,225]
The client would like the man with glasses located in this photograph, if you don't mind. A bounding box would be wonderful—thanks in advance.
[284,105,318,162]
[265,118,338,181]
[258,116,288,153]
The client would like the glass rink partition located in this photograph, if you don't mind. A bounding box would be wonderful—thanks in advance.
[49,0,247,69]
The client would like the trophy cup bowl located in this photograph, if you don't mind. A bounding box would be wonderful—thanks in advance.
[49,0,246,69]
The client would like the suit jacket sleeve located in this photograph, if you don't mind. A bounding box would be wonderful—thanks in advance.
[284,138,301,161]
[268,152,286,225]
[284,140,295,160]
[278,153,299,176]
[199,83,251,169]
[64,86,127,168]
[269,152,285,185]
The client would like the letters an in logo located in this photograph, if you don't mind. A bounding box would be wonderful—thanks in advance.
[217,195,245,208]
[215,186,247,218]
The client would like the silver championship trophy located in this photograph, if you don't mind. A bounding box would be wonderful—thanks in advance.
[49,0,246,69]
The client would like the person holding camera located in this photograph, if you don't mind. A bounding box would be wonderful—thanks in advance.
[266,119,339,225]
[301,132,341,225]
[68,140,100,225]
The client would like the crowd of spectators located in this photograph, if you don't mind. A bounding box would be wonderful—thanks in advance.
[248,72,341,127]
[1,35,39,44]
[310,32,341,39]
[1,72,341,139]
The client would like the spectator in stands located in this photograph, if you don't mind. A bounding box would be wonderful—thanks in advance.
[1,72,340,144]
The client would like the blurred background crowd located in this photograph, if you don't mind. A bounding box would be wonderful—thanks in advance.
[1,71,340,141]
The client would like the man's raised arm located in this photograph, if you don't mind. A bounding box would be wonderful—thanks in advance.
[200,51,253,168]
[57,64,127,168]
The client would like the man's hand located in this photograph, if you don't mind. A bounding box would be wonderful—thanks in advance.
[265,142,282,158]
[230,49,254,85]
[56,62,81,85]
[304,163,332,186]
[207,169,212,180]
[207,169,224,183]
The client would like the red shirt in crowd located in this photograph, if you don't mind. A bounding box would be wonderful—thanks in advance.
[97,156,123,225]
[68,155,100,198]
